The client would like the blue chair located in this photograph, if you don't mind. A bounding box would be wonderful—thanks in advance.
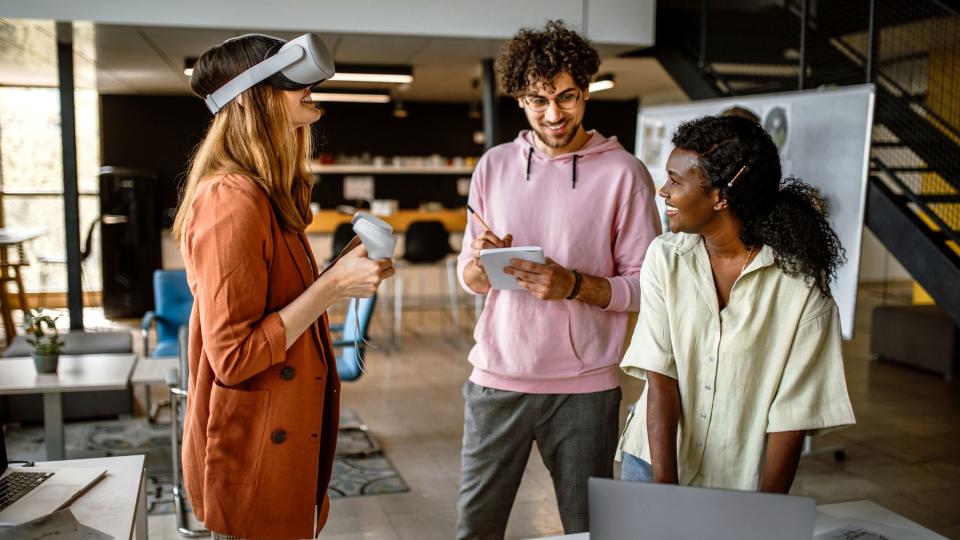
[331,295,381,455]
[141,269,193,358]
[141,269,192,422]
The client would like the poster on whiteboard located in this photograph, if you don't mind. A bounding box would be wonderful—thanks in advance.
[636,84,875,340]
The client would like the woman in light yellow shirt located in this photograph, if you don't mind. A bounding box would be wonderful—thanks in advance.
[618,115,855,493]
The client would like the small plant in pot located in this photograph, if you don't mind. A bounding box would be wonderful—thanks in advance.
[24,310,65,374]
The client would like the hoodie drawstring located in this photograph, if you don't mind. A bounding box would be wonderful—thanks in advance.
[525,147,534,181]
[525,147,581,189]
[572,155,579,189]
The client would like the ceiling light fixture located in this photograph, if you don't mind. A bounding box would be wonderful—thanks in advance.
[183,57,197,77]
[329,63,414,84]
[392,100,409,118]
[589,73,615,93]
[311,89,391,103]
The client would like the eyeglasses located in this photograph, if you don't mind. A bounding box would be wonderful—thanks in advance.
[522,90,581,113]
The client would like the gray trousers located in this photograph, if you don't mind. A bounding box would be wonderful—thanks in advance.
[456,380,621,539]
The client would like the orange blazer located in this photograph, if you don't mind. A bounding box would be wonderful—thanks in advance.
[180,174,340,539]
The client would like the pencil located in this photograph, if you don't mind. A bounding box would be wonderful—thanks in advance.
[466,204,493,234]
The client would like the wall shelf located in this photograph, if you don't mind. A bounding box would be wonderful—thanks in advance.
[308,162,474,175]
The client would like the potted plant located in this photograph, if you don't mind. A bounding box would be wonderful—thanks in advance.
[23,309,65,374]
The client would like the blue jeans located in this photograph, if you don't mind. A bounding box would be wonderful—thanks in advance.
[620,452,654,482]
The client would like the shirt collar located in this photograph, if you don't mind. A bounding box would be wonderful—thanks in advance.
[675,233,775,274]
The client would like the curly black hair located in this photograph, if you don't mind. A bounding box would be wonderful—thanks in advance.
[495,20,600,97]
[672,115,846,297]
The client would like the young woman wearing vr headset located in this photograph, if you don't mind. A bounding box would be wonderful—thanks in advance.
[171,34,394,539]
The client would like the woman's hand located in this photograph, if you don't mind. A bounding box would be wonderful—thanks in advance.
[329,244,395,298]
[339,235,363,257]
[279,243,393,349]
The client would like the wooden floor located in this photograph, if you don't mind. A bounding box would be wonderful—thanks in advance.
[138,283,960,539]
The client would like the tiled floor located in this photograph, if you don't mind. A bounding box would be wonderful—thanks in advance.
[126,286,960,538]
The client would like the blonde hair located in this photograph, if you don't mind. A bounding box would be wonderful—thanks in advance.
[172,35,314,242]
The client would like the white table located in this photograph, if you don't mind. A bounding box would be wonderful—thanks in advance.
[130,356,178,417]
[534,499,946,539]
[0,354,137,460]
[130,356,178,385]
[30,454,148,539]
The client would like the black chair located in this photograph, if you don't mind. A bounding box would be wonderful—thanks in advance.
[37,217,99,305]
[403,221,453,263]
[393,220,460,341]
[328,222,356,263]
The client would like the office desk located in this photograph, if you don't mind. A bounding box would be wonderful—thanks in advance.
[29,454,148,539]
[0,354,136,459]
[0,227,46,344]
[306,209,468,234]
[534,499,946,539]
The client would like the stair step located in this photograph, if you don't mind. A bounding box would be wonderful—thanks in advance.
[917,194,960,203]
[872,166,931,174]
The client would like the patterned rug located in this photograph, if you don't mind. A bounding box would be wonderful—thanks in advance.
[3,411,408,515]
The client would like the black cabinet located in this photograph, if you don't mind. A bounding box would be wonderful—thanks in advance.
[99,167,160,318]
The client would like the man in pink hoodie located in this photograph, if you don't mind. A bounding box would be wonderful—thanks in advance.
[455,20,661,539]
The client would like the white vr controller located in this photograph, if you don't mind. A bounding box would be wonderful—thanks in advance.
[351,212,396,260]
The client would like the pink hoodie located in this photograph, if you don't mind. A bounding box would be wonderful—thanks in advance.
[457,130,661,394]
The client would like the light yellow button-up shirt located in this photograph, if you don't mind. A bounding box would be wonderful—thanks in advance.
[618,232,855,491]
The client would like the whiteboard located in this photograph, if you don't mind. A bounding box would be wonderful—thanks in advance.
[636,84,876,339]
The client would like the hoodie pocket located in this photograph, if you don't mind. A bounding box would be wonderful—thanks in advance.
[569,303,625,373]
[205,383,270,485]
[473,293,584,379]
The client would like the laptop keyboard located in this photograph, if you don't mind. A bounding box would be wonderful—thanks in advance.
[0,471,54,511]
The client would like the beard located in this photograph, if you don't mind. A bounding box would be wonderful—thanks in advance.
[532,118,582,149]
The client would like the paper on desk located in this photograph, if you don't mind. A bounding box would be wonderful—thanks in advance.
[0,508,112,539]
[814,518,936,540]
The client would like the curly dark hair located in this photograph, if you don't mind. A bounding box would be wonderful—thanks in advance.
[495,20,600,97]
[672,115,846,296]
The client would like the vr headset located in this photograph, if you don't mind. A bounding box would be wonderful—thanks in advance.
[204,33,336,114]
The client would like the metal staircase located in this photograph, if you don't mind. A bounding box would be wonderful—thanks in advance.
[633,0,960,326]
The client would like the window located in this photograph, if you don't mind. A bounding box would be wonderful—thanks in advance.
[0,86,101,295]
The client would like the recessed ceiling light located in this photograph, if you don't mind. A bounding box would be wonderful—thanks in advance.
[311,89,391,103]
[183,57,197,78]
[589,74,615,93]
[329,64,414,84]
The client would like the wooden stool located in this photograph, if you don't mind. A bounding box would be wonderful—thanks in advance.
[0,243,30,344]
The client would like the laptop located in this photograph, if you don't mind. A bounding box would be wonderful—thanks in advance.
[0,427,106,526]
[588,477,816,540]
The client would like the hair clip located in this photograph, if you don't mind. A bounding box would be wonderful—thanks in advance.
[727,165,748,188]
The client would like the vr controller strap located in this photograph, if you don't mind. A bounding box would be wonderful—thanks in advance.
[204,45,306,114]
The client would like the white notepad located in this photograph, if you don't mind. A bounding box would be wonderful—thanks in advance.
[479,246,545,290]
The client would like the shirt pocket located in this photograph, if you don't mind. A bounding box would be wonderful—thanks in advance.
[205,383,271,485]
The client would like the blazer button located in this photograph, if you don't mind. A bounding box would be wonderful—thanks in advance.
[271,429,287,444]
[280,366,296,380]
